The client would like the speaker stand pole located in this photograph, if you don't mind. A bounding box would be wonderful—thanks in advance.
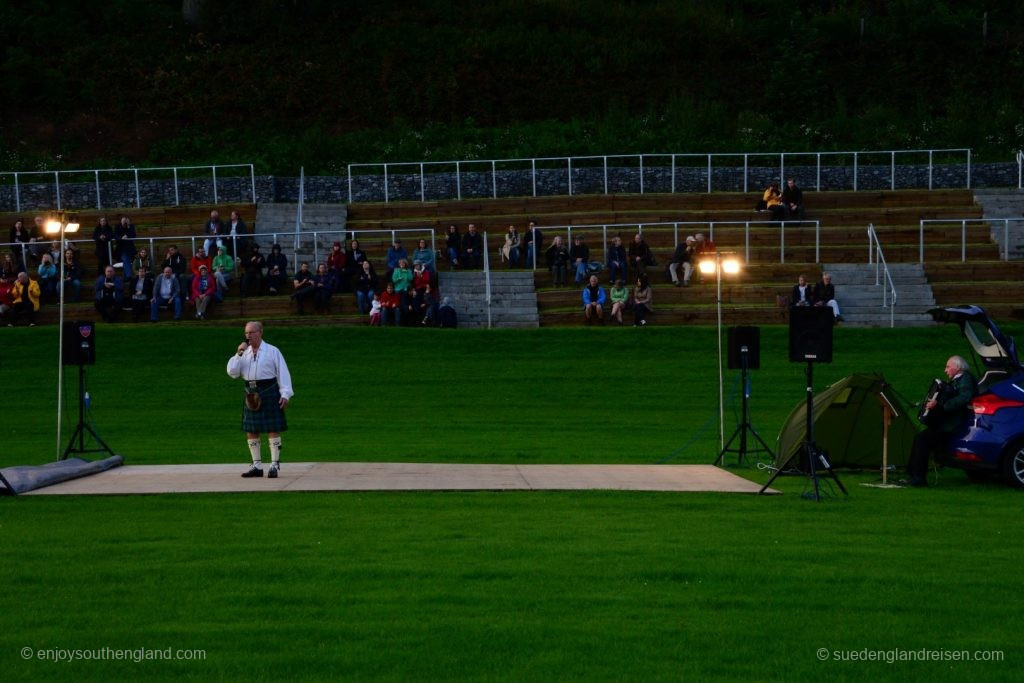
[715,348,776,466]
[759,361,847,500]
[61,363,116,460]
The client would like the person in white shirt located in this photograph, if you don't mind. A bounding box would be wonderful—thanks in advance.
[226,320,294,478]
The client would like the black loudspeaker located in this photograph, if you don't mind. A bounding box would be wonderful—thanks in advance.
[789,306,833,363]
[62,320,96,366]
[727,326,760,369]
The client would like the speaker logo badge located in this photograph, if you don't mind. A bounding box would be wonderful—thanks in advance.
[79,325,93,338]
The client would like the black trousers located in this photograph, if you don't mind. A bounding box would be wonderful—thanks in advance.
[908,427,946,480]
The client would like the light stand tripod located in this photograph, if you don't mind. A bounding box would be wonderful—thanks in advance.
[760,361,847,501]
[61,361,115,461]
[715,345,776,466]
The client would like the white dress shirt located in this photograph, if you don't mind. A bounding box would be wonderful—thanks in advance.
[226,341,294,399]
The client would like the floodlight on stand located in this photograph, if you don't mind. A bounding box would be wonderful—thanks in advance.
[722,258,740,275]
[699,260,716,275]
[45,219,63,235]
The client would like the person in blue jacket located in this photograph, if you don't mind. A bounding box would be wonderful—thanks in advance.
[582,274,606,325]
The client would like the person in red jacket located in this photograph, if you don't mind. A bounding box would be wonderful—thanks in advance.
[191,264,218,320]
[326,241,348,293]
[379,281,402,326]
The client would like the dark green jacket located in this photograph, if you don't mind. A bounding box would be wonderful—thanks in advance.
[937,371,978,433]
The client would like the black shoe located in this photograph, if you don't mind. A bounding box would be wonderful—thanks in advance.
[268,465,279,479]
[241,466,264,478]
[836,315,844,323]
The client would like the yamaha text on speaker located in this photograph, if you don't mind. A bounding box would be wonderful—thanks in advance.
[62,320,96,366]
[788,307,833,363]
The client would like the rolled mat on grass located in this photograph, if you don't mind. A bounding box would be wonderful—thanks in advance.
[0,455,124,495]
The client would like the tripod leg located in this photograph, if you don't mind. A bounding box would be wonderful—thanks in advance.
[759,448,799,494]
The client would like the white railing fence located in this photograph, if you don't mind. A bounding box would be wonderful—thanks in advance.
[867,224,897,329]
[917,217,1024,263]
[347,148,973,203]
[0,164,257,212]
[533,220,820,267]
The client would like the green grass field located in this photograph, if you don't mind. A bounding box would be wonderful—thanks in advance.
[2,323,1021,681]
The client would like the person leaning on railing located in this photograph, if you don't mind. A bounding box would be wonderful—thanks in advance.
[93,216,114,275]
[114,215,137,278]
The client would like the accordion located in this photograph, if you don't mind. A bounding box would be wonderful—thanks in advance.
[917,378,949,426]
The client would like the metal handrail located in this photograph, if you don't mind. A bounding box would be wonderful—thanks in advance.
[918,217,1024,263]
[867,224,897,329]
[346,148,973,202]
[1018,150,1023,190]
[0,163,257,212]
[534,219,820,267]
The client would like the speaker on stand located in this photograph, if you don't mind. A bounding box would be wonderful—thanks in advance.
[760,307,847,501]
[60,321,115,460]
[715,326,776,466]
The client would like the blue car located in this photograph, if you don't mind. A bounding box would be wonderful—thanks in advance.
[928,306,1024,487]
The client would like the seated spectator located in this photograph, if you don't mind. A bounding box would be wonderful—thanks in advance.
[368,292,382,326]
[161,244,189,298]
[9,219,28,258]
[790,274,814,307]
[191,264,217,320]
[326,241,347,293]
[607,235,627,284]
[570,234,590,285]
[127,266,154,322]
[312,263,334,313]
[212,245,235,299]
[226,210,248,256]
[628,233,653,277]
[37,253,58,302]
[241,243,266,296]
[762,182,785,221]
[609,279,628,325]
[632,274,653,326]
[61,248,82,303]
[266,244,288,294]
[94,265,124,323]
[189,246,212,278]
[413,238,436,274]
[345,238,367,289]
[438,296,458,328]
[291,261,315,314]
[115,215,137,278]
[2,252,21,280]
[417,283,440,325]
[501,225,520,267]
[0,274,14,324]
[355,260,378,314]
[150,266,183,322]
[47,240,61,264]
[461,224,483,269]
[386,238,408,280]
[445,224,460,267]
[668,237,694,288]
[202,209,225,257]
[582,274,606,324]
[380,281,401,326]
[412,260,431,293]
[93,216,114,274]
[546,235,570,287]
[9,271,40,326]
[813,272,843,322]
[782,178,805,220]
[523,221,542,269]
[391,258,413,318]
[132,247,153,275]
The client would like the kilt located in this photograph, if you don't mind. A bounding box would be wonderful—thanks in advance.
[241,380,288,433]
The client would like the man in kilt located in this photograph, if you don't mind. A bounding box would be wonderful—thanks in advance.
[227,320,294,478]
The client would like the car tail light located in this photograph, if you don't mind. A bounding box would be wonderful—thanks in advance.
[970,393,1024,415]
[954,451,983,462]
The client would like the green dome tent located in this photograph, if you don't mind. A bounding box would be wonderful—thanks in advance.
[774,373,920,470]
